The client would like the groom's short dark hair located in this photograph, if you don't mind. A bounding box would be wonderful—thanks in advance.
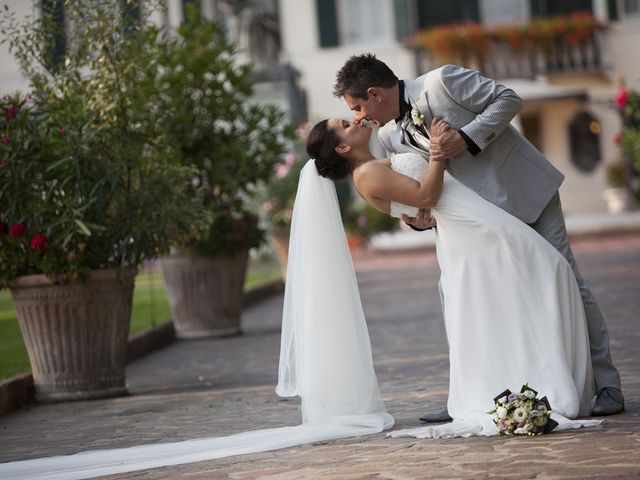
[333,53,398,100]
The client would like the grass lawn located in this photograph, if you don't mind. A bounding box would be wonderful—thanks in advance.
[0,258,283,381]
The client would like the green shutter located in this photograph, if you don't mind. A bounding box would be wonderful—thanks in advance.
[121,0,141,35]
[316,0,339,48]
[416,0,479,28]
[530,0,593,17]
[394,0,413,40]
[607,0,619,20]
[41,0,66,71]
[182,0,201,24]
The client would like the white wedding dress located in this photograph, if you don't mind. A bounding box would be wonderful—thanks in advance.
[388,152,601,438]
[0,156,601,479]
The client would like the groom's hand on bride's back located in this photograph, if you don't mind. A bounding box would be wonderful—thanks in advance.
[402,209,436,231]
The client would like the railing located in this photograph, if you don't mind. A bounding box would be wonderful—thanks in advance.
[415,30,610,80]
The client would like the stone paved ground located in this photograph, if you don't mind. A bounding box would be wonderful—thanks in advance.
[1,233,639,479]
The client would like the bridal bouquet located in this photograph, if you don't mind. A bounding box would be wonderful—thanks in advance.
[490,385,558,436]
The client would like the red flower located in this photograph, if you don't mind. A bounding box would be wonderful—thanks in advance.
[8,223,25,237]
[616,87,628,109]
[614,132,623,145]
[30,233,48,251]
[1,136,9,145]
[4,105,18,120]
[234,219,246,232]
[0,221,7,236]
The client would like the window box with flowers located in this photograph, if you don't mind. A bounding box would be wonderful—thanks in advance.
[151,8,293,338]
[0,1,211,401]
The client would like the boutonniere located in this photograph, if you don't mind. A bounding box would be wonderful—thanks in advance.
[411,106,425,126]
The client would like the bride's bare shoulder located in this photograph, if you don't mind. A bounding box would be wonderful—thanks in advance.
[353,159,391,195]
[356,158,391,175]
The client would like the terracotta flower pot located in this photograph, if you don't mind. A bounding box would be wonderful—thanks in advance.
[270,228,290,277]
[9,267,137,402]
[159,251,249,339]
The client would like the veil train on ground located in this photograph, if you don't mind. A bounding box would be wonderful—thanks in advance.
[0,160,393,480]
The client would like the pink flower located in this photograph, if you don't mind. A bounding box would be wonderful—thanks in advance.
[8,223,25,237]
[1,136,9,145]
[296,122,312,140]
[234,219,246,232]
[614,132,623,145]
[58,127,66,136]
[30,233,48,251]
[4,105,18,120]
[275,164,290,178]
[616,87,628,109]
[275,153,299,178]
[284,152,298,166]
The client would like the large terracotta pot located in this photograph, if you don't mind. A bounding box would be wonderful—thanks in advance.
[159,250,249,339]
[270,228,290,277]
[9,267,137,402]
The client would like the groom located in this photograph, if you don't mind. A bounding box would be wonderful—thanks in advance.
[333,53,624,420]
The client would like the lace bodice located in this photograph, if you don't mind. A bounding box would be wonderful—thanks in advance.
[389,153,428,219]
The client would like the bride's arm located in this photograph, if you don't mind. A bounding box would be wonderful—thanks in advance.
[357,119,449,209]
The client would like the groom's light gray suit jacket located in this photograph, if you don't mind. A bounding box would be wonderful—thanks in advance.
[378,64,564,224]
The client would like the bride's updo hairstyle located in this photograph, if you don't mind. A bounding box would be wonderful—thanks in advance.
[306,120,353,181]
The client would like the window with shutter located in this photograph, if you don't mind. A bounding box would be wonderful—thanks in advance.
[182,0,202,23]
[41,0,66,71]
[394,0,414,40]
[121,0,142,35]
[316,0,339,47]
[529,0,593,17]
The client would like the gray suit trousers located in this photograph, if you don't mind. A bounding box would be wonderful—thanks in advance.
[528,192,622,393]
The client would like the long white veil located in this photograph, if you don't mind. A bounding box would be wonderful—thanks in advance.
[278,160,393,428]
[0,160,393,480]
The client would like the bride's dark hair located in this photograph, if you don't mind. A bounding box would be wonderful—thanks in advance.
[306,120,354,181]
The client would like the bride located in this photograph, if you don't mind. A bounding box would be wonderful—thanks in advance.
[305,116,598,438]
[0,117,600,480]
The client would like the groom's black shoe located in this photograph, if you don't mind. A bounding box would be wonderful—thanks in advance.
[592,387,624,416]
[419,408,452,423]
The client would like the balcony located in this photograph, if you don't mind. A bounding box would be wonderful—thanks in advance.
[411,14,612,80]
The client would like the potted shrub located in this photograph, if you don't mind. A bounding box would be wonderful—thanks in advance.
[151,8,293,338]
[0,1,209,401]
[259,123,310,274]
